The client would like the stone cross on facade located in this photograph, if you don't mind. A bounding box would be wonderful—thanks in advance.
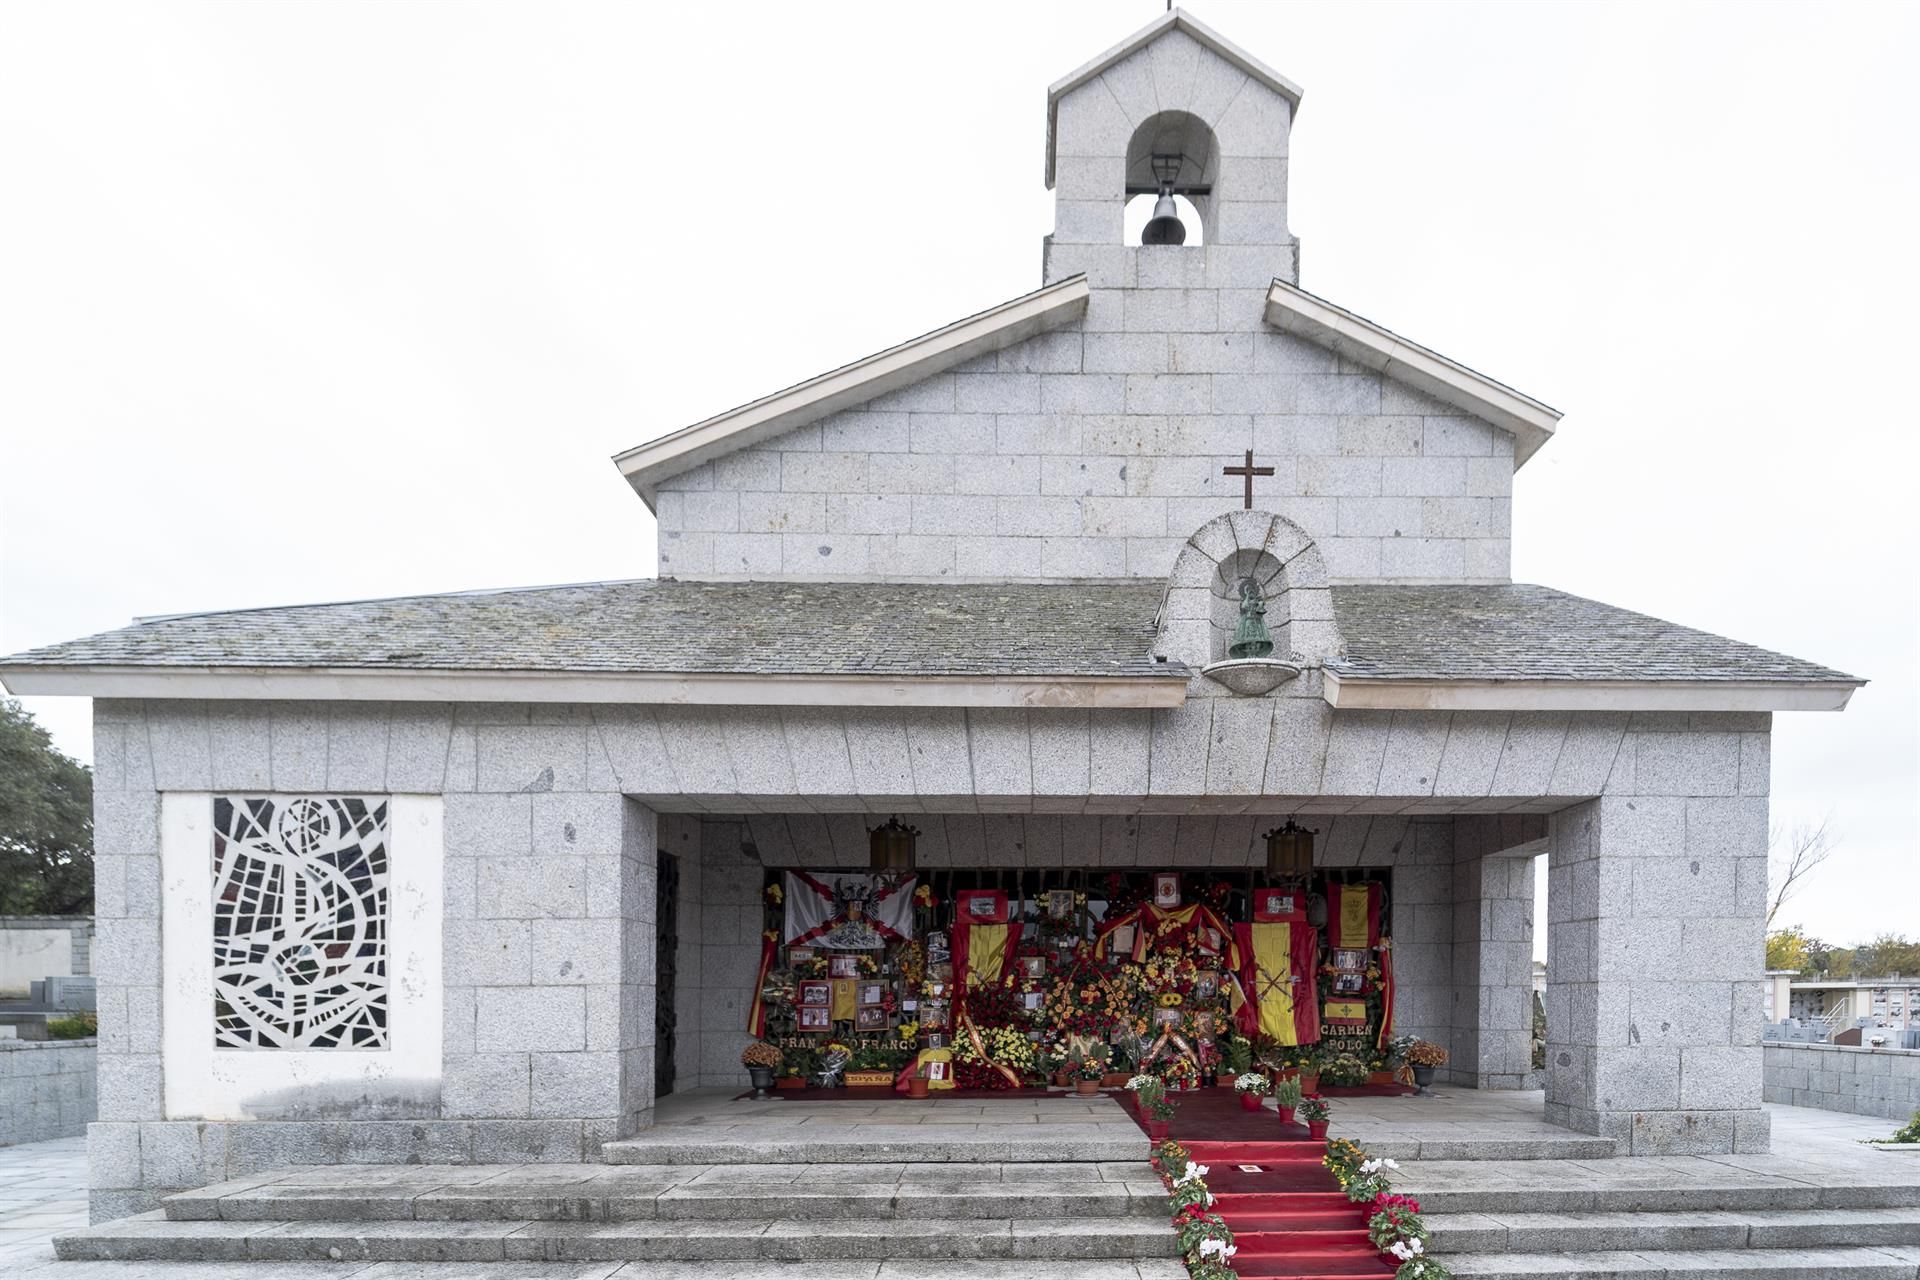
[1222,449,1275,509]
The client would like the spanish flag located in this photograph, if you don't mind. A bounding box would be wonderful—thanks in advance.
[1327,882,1383,951]
[1233,920,1320,1045]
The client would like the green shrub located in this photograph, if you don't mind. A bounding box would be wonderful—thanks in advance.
[1891,1110,1920,1144]
[46,1013,97,1040]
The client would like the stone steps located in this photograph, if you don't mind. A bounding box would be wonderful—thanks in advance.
[1428,1207,1920,1254]
[52,1212,1182,1264]
[1445,1244,1920,1279]
[160,1176,1163,1223]
[598,1128,1148,1165]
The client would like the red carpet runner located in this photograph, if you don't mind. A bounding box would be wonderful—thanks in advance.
[1139,1090,1394,1279]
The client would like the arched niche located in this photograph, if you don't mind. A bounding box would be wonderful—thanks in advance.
[1153,510,1340,680]
[1124,110,1218,244]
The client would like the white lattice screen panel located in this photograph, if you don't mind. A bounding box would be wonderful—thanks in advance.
[211,796,390,1049]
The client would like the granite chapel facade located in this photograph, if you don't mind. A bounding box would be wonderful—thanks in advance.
[0,10,1862,1221]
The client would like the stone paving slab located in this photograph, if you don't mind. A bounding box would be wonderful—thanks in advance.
[1428,1208,1920,1254]
[14,1262,1188,1279]
[1448,1244,1920,1278]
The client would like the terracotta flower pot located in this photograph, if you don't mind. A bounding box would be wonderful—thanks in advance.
[907,1077,931,1099]
[1146,1119,1170,1143]
[1075,1078,1101,1097]
[1054,1072,1070,1088]
[775,1076,805,1091]
[1298,1072,1320,1094]
[1276,1105,1296,1126]
[1307,1120,1329,1140]
[1101,1072,1131,1088]
[1238,1092,1263,1112]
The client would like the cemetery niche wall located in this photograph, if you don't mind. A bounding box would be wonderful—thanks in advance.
[746,864,1415,1094]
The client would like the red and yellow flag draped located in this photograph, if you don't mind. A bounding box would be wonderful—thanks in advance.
[745,931,779,1036]
[1326,881,1383,950]
[1232,918,1321,1044]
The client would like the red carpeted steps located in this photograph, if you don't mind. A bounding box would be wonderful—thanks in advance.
[1158,1091,1392,1280]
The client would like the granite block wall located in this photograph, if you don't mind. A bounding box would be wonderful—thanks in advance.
[0,1038,96,1146]
[1543,712,1775,1155]
[1763,1042,1920,1123]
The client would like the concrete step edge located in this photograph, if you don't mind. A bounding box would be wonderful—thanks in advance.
[1427,1206,1920,1254]
[1445,1243,1920,1280]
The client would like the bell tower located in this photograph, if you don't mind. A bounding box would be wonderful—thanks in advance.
[1042,9,1302,290]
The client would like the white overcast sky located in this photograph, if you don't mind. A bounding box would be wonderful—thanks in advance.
[1,1,1914,951]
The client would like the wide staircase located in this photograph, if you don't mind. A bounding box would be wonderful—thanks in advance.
[51,1157,1184,1271]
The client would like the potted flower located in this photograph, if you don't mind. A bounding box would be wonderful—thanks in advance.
[906,1059,932,1099]
[741,1042,782,1097]
[1162,1056,1200,1091]
[1278,1042,1322,1095]
[1322,1052,1371,1089]
[777,1045,816,1091]
[1404,1039,1447,1092]
[1072,1045,1111,1096]
[1367,1192,1429,1261]
[1233,1071,1271,1112]
[1129,1074,1177,1143]
[1273,1074,1303,1125]
[1298,1093,1332,1140]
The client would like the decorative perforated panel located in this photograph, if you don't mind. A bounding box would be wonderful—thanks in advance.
[211,796,390,1049]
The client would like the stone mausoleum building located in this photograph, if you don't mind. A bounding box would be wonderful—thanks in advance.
[0,8,1863,1225]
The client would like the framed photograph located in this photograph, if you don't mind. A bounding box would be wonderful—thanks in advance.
[929,963,953,984]
[829,955,860,979]
[857,982,885,1007]
[787,946,815,964]
[1331,949,1368,971]
[1255,891,1296,921]
[901,999,918,1013]
[923,1032,946,1050]
[798,1006,831,1030]
[1197,927,1223,955]
[797,982,830,1007]
[1332,973,1365,994]
[924,1059,950,1082]
[1194,1011,1216,1036]
[1046,889,1074,921]
[1108,924,1136,955]
[1022,990,1044,1011]
[855,1007,889,1031]
[926,931,950,964]
[964,892,1004,922]
[1019,955,1047,981]
[922,1001,950,1030]
[1152,1007,1181,1029]
[1153,873,1181,909]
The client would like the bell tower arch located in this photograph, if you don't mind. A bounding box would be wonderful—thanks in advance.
[1043,8,1302,287]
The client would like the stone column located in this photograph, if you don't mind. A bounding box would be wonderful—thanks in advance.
[1544,715,1771,1154]
[1448,817,1543,1089]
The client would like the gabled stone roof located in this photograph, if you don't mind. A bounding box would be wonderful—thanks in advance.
[0,579,1858,693]
[0,580,1178,679]
[1327,584,1860,685]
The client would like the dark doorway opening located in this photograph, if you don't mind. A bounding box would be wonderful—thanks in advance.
[654,849,679,1097]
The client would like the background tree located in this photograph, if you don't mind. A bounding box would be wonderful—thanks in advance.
[1765,926,1815,973]
[1855,933,1920,978]
[0,700,93,914]
[1767,818,1837,928]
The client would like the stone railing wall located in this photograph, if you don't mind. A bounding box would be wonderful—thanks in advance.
[1762,1041,1920,1123]
[0,1038,97,1146]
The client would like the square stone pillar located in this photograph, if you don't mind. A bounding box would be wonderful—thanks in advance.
[1448,817,1543,1089]
[1544,725,1771,1153]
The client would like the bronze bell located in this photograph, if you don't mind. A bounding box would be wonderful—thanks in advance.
[1141,187,1186,245]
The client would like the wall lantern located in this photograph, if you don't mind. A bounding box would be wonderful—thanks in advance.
[869,816,919,872]
[1264,819,1316,880]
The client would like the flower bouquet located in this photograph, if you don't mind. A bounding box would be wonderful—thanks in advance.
[1298,1092,1332,1139]
[1233,1071,1271,1111]
[1070,1044,1111,1095]
[1160,1055,1200,1091]
[1321,1052,1371,1088]
[1405,1039,1448,1091]
[741,1042,782,1098]
[1368,1192,1429,1259]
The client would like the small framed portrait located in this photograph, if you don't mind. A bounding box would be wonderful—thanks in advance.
[1332,973,1366,994]
[1022,991,1045,1011]
[1046,889,1074,921]
[798,1006,831,1030]
[1019,955,1047,981]
[1108,924,1136,955]
[1194,1011,1216,1036]
[922,1001,950,1030]
[797,982,830,1007]
[924,1059,950,1082]
[966,894,1002,921]
[929,963,953,984]
[829,955,861,979]
[1331,949,1368,971]
[923,1032,946,1050]
[1153,873,1181,909]
[787,946,815,965]
[926,931,951,964]
[855,1007,890,1031]
[857,982,885,1007]
[1153,1007,1182,1029]
[901,998,918,1013]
